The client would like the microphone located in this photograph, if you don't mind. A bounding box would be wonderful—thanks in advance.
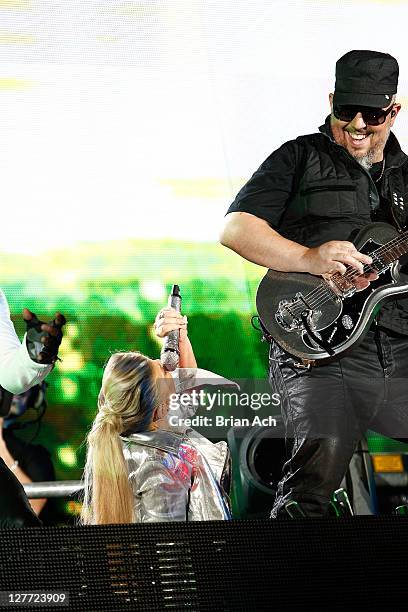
[160,285,182,371]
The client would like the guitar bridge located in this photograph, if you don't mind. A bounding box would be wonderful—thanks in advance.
[275,293,320,332]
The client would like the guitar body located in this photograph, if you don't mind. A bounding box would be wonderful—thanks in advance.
[256,223,408,361]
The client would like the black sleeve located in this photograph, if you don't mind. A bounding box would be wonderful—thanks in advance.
[0,458,42,527]
[4,432,55,483]
[226,139,303,230]
[18,444,55,483]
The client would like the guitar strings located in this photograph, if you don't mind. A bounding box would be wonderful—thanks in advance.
[290,249,400,314]
[285,231,408,317]
[285,232,408,317]
[292,250,397,313]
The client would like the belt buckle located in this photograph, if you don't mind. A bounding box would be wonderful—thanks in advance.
[292,359,315,370]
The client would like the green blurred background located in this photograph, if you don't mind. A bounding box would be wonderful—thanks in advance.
[2,0,408,522]
[7,239,407,522]
[6,240,270,520]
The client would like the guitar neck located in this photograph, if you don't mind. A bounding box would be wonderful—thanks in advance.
[371,230,408,269]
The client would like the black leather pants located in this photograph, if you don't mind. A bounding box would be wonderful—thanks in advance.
[269,327,408,517]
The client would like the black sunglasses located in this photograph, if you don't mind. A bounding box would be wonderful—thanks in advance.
[333,103,395,126]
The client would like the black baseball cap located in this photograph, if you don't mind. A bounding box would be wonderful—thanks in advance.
[333,50,399,108]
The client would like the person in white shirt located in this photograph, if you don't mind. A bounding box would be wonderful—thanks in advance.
[0,288,65,394]
[0,288,65,525]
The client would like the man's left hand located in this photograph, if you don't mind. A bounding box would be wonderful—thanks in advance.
[23,309,66,364]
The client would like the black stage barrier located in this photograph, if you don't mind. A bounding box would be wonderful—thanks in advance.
[0,519,407,611]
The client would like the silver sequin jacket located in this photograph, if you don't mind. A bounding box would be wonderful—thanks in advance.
[120,368,238,522]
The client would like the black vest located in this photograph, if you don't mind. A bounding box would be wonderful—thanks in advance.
[279,120,408,247]
[279,118,408,335]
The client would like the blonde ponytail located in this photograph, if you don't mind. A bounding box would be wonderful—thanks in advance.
[81,352,159,524]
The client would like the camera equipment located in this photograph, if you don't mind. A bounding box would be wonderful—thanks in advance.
[3,382,48,431]
[0,386,13,417]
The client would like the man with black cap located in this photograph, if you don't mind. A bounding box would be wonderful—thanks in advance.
[220,50,408,517]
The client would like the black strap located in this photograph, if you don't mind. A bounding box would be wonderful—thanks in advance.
[300,313,335,356]
[252,316,274,344]
[186,472,194,521]
[373,321,386,372]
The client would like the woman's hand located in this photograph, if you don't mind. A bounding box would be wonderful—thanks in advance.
[154,307,187,341]
[153,307,196,368]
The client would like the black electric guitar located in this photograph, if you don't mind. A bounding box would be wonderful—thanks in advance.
[256,222,408,362]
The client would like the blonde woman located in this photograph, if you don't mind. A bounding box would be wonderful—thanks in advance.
[81,307,236,524]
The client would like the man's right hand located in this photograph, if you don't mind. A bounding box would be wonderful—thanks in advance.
[220,213,376,288]
[299,240,373,276]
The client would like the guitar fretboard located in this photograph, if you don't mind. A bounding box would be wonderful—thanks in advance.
[327,229,408,296]
[371,231,408,269]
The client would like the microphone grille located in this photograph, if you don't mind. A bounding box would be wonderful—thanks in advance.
[161,350,179,372]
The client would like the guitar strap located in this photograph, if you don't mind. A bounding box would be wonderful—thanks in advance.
[387,167,407,231]
[300,313,335,357]
[255,315,335,363]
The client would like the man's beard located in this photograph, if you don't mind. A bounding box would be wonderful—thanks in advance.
[352,124,391,170]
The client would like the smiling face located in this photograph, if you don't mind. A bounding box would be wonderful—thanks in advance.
[329,93,400,168]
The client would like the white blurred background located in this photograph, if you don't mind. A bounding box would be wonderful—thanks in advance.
[0,0,407,253]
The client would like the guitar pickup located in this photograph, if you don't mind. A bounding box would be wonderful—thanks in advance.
[276,305,301,331]
[326,274,356,298]
[371,253,392,274]
[295,292,314,310]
